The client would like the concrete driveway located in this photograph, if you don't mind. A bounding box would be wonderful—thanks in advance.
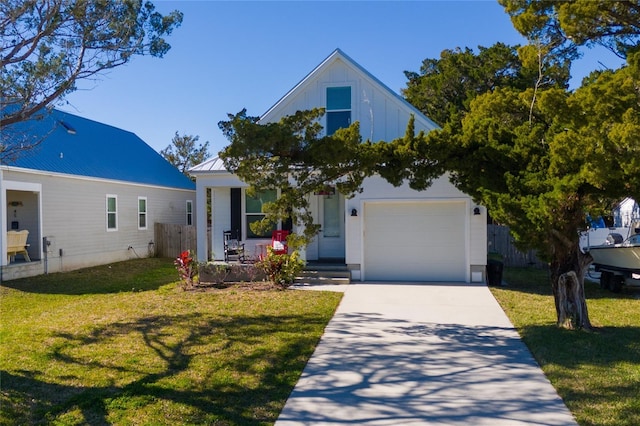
[277,282,577,425]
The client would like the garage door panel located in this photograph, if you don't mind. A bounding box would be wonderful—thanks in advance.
[363,202,466,281]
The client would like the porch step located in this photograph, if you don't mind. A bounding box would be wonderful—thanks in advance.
[295,267,351,285]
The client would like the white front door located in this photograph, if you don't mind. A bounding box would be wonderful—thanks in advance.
[317,193,345,259]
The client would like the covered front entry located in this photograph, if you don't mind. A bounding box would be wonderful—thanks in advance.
[362,200,467,281]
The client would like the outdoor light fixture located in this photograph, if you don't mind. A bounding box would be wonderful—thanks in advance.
[473,207,481,215]
[351,208,358,217]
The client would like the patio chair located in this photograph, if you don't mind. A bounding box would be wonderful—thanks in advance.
[223,230,245,262]
[271,230,289,255]
[7,230,30,263]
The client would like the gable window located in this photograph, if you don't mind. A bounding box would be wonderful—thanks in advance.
[138,197,147,230]
[245,189,277,238]
[106,194,118,231]
[326,86,351,135]
[186,200,193,226]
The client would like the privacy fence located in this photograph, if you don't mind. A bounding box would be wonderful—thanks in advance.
[487,224,547,268]
[154,223,545,268]
[154,223,196,259]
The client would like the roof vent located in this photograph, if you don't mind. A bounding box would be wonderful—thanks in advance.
[59,121,76,135]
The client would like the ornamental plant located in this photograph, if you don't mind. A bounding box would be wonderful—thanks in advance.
[256,247,305,289]
[174,250,195,289]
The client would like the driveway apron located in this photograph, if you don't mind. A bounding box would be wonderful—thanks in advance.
[277,283,577,426]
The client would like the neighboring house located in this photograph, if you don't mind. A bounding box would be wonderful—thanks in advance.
[1,109,196,281]
[613,197,640,228]
[190,49,487,282]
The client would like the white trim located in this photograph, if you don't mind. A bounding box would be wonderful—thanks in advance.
[242,188,280,241]
[359,197,471,282]
[186,200,193,226]
[138,196,148,230]
[106,194,118,232]
[323,82,357,136]
[0,165,194,192]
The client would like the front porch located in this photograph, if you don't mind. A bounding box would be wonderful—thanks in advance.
[1,260,44,282]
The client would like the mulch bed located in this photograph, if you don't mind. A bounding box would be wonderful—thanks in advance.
[188,281,286,291]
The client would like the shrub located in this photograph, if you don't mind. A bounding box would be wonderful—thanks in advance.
[198,262,265,285]
[257,248,305,289]
[174,250,195,289]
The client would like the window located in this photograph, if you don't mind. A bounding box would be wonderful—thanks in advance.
[245,189,277,238]
[326,86,351,135]
[138,197,147,230]
[186,200,193,226]
[106,195,117,231]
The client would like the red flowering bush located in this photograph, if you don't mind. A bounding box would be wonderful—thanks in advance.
[174,250,195,289]
[256,247,305,289]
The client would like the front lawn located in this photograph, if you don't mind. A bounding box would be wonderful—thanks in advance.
[491,268,640,426]
[0,258,342,425]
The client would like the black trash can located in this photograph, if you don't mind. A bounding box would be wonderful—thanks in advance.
[486,259,504,286]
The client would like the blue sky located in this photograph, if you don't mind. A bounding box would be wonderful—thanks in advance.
[60,1,623,157]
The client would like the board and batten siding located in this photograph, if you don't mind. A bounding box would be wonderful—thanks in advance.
[4,169,194,273]
[261,58,435,143]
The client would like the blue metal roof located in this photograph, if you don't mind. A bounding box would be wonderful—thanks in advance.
[3,109,195,191]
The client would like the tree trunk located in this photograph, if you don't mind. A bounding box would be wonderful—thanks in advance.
[550,246,593,330]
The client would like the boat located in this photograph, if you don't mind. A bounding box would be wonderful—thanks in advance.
[585,227,640,292]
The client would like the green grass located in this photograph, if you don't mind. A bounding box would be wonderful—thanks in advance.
[491,267,640,426]
[0,258,342,425]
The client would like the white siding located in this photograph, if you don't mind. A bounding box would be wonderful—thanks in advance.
[194,50,486,282]
[470,206,488,266]
[261,57,436,141]
[4,170,194,274]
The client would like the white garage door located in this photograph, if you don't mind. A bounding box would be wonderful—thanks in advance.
[363,201,467,281]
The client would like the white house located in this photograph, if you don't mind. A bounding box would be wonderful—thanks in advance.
[0,109,196,281]
[191,49,487,282]
[613,197,640,228]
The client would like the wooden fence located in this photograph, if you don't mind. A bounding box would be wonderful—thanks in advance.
[154,222,543,267]
[154,223,196,258]
[487,224,547,268]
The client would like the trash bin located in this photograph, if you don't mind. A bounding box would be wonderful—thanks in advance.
[486,259,503,286]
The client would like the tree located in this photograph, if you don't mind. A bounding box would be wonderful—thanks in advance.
[1,0,183,127]
[500,0,640,60]
[161,132,211,177]
[218,108,380,244]
[402,43,566,127]
[398,5,640,329]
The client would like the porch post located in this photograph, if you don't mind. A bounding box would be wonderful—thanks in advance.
[0,170,6,267]
[296,220,307,262]
[195,183,208,262]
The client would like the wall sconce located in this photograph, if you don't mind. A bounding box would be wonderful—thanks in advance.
[473,207,481,215]
[351,208,358,217]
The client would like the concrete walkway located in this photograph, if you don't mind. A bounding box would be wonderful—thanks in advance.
[277,283,577,425]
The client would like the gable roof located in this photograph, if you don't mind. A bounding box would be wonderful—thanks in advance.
[261,48,439,130]
[2,109,195,191]
[191,48,440,175]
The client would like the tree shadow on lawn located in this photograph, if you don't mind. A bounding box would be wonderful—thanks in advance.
[518,323,640,425]
[0,258,177,295]
[1,311,329,425]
